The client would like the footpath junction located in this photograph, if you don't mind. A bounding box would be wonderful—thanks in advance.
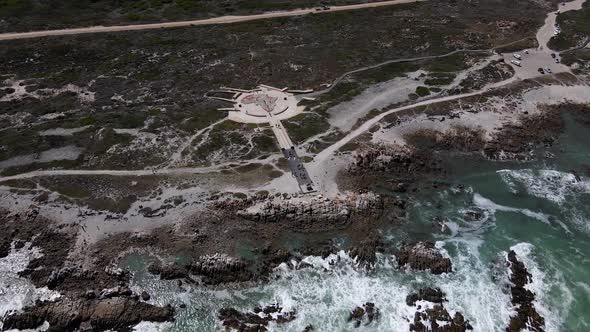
[206,85,316,193]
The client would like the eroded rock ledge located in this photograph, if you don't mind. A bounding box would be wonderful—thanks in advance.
[148,253,252,285]
[2,292,174,332]
[395,241,452,274]
[506,250,545,332]
[406,287,473,332]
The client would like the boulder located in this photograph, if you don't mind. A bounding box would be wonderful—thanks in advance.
[395,241,452,274]
[406,288,472,332]
[347,302,380,328]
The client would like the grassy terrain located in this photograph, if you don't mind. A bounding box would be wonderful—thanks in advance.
[561,48,590,75]
[549,1,590,50]
[0,0,557,174]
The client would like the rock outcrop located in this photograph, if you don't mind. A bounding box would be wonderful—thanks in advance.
[506,250,545,332]
[349,145,442,179]
[2,295,174,332]
[347,302,380,328]
[190,253,253,285]
[348,236,383,268]
[406,288,472,332]
[234,192,384,224]
[147,254,253,285]
[405,287,446,306]
[218,304,295,331]
[394,241,452,274]
[148,262,190,280]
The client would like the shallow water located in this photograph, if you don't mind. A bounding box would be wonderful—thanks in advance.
[123,112,590,331]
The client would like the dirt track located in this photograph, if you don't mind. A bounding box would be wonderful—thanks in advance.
[0,0,426,41]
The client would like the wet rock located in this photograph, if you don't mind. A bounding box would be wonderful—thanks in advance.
[147,262,189,280]
[406,287,446,306]
[348,236,383,268]
[463,209,484,222]
[506,250,545,332]
[395,241,452,274]
[218,304,295,331]
[2,295,174,332]
[432,216,449,233]
[407,288,472,332]
[347,302,380,328]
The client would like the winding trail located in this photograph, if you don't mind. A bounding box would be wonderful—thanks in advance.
[0,0,425,41]
[304,49,492,98]
[309,77,517,167]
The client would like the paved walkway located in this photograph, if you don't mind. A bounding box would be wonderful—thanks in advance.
[0,0,426,41]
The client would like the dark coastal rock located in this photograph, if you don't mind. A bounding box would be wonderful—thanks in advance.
[190,254,253,285]
[148,262,190,280]
[506,250,545,332]
[347,302,380,328]
[432,216,450,233]
[406,287,446,306]
[2,295,174,332]
[463,209,484,222]
[407,288,472,332]
[395,241,452,274]
[348,236,383,268]
[218,304,295,331]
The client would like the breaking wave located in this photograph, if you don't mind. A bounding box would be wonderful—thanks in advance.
[0,243,60,330]
[498,169,590,204]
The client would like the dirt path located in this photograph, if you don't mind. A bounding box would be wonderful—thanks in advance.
[0,0,426,41]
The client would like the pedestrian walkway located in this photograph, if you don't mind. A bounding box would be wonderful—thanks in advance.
[206,84,315,193]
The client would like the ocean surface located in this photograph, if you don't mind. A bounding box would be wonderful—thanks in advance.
[121,113,590,331]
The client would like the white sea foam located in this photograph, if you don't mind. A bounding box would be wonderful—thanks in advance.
[472,193,571,233]
[509,243,571,332]
[0,243,60,330]
[498,169,590,204]
[126,238,546,332]
[253,242,516,332]
[132,321,174,331]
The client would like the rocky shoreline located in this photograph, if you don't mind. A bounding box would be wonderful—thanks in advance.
[1,101,588,330]
[506,250,545,332]
[2,289,174,332]
[406,288,473,331]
